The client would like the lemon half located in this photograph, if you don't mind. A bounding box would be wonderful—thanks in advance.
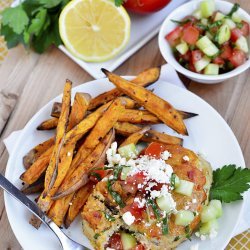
[59,0,131,62]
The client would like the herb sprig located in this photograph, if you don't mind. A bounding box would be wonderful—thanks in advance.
[0,0,69,53]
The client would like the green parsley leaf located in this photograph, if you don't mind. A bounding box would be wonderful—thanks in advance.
[114,0,124,7]
[38,0,63,8]
[0,25,23,48]
[2,6,29,34]
[27,8,47,36]
[210,165,250,203]
[227,3,240,18]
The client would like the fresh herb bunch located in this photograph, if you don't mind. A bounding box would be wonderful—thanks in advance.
[210,165,250,203]
[0,0,69,53]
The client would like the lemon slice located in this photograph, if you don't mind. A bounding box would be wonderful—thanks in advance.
[59,0,131,62]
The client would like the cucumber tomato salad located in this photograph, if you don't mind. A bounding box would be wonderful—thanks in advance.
[165,1,250,75]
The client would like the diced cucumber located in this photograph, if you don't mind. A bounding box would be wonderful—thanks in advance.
[118,143,137,159]
[200,0,215,18]
[173,175,180,188]
[120,166,131,180]
[214,12,225,21]
[175,179,194,197]
[193,10,202,20]
[175,210,195,226]
[196,36,219,56]
[204,64,219,75]
[223,18,236,29]
[194,56,211,72]
[232,12,242,23]
[121,232,137,250]
[217,24,231,44]
[201,204,217,223]
[209,200,223,218]
[205,31,213,40]
[201,18,208,25]
[156,195,175,213]
[236,36,249,53]
[176,42,189,55]
[199,219,219,235]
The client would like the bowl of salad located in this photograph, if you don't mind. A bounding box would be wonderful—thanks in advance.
[158,0,250,84]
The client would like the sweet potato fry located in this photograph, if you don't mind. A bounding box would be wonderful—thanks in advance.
[178,110,198,120]
[67,93,91,130]
[88,67,161,110]
[120,126,151,147]
[21,175,44,194]
[50,102,61,118]
[37,118,59,130]
[114,122,183,145]
[20,146,54,184]
[48,193,74,227]
[102,69,188,135]
[118,109,161,124]
[23,137,54,169]
[43,80,72,195]
[64,182,94,228]
[82,98,125,150]
[53,129,115,199]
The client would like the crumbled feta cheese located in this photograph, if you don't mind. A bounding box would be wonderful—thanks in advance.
[209,228,218,239]
[150,190,161,199]
[161,150,172,160]
[183,155,190,161]
[156,222,161,228]
[106,248,115,250]
[67,152,71,157]
[190,243,199,250]
[69,202,72,206]
[134,197,146,208]
[195,231,206,240]
[200,235,206,241]
[192,198,197,204]
[122,212,135,226]
[145,223,151,227]
[184,205,190,210]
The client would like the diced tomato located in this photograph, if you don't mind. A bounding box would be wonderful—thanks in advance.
[89,169,108,183]
[220,44,232,59]
[123,199,145,219]
[231,28,242,42]
[144,142,165,158]
[229,49,247,67]
[213,57,225,65]
[126,172,147,188]
[106,233,123,250]
[240,21,250,36]
[191,50,203,65]
[133,244,145,250]
[188,63,197,72]
[182,26,200,45]
[181,51,191,61]
[183,15,197,23]
[165,26,182,46]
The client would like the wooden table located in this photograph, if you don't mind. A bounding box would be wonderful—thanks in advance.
[0,1,249,248]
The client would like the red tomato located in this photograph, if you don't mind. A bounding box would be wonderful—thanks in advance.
[191,50,203,64]
[181,51,191,61]
[107,233,123,250]
[123,199,145,219]
[220,44,232,59]
[165,26,183,46]
[231,28,242,42]
[213,57,225,65]
[182,26,200,45]
[134,244,145,250]
[188,63,197,72]
[126,172,147,186]
[123,0,171,14]
[89,169,108,183]
[144,142,165,158]
[229,49,247,67]
[240,21,250,36]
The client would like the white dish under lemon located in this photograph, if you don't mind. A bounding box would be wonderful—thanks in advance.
[4,77,245,250]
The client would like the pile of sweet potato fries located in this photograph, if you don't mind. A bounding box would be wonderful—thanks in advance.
[19,67,197,229]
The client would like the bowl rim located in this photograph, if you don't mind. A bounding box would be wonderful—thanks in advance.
[158,0,250,81]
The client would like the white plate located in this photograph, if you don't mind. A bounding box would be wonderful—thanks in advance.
[5,77,245,250]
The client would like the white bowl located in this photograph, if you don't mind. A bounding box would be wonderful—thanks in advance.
[158,0,250,84]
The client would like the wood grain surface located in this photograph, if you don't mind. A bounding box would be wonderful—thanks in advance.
[0,0,249,249]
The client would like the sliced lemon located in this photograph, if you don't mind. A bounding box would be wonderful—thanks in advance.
[59,0,131,62]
